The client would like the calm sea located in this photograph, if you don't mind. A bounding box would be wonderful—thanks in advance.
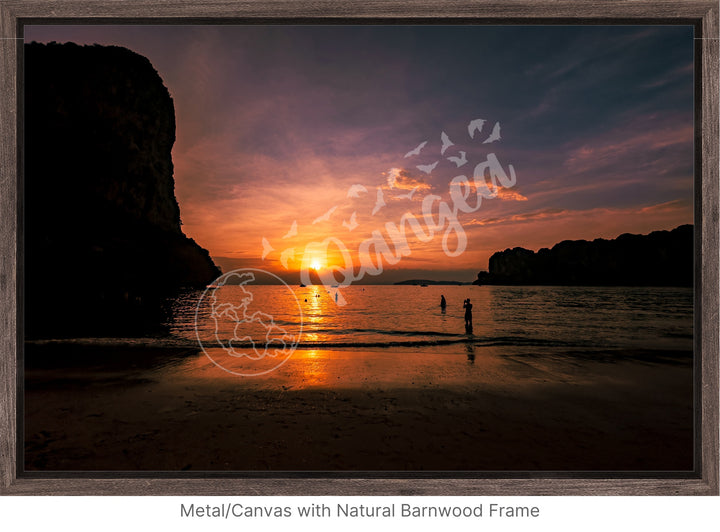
[168,285,693,352]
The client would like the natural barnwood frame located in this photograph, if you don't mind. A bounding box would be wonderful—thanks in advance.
[0,0,717,496]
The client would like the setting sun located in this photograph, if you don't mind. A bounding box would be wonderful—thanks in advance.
[311,260,322,271]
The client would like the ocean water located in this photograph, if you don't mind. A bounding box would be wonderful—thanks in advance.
[168,285,693,352]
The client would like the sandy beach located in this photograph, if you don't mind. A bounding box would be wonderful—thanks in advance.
[24,342,693,472]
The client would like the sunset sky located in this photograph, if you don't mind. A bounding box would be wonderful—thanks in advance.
[26,25,694,283]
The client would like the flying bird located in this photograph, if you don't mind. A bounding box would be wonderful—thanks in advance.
[468,118,486,139]
[483,122,501,144]
[312,205,338,224]
[371,187,386,215]
[404,141,428,158]
[395,186,419,200]
[282,220,297,239]
[416,161,439,174]
[342,211,359,231]
[440,131,454,155]
[280,248,295,269]
[261,237,274,260]
[347,184,368,198]
[447,150,467,168]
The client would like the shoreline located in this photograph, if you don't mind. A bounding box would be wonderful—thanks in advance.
[24,343,693,472]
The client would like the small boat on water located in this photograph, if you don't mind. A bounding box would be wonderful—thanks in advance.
[299,283,306,287]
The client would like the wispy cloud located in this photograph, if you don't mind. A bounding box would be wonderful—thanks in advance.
[383,167,432,192]
[25,24,694,278]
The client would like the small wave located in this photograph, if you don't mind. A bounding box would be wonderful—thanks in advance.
[303,327,464,338]
[26,337,198,349]
[200,335,585,349]
[295,338,468,348]
[475,336,585,348]
[27,334,593,350]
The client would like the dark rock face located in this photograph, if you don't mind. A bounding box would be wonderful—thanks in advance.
[474,225,693,287]
[25,42,220,337]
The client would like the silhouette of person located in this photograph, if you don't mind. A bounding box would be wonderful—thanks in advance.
[440,295,447,312]
[463,298,473,331]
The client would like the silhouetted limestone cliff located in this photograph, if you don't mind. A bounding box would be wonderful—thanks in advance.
[473,225,693,287]
[25,42,220,337]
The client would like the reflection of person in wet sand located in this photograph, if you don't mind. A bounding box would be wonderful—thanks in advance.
[463,298,473,332]
[465,342,475,364]
[440,295,447,312]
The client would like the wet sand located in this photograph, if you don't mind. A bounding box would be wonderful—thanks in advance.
[24,343,693,472]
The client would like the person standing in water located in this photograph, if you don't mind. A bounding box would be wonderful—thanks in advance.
[440,295,447,312]
[463,298,473,331]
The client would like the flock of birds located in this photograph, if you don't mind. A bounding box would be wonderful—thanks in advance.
[261,118,503,268]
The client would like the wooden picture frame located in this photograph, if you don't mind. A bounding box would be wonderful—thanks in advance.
[1,0,717,496]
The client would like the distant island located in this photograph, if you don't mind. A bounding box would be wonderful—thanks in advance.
[474,225,693,287]
[394,280,472,286]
